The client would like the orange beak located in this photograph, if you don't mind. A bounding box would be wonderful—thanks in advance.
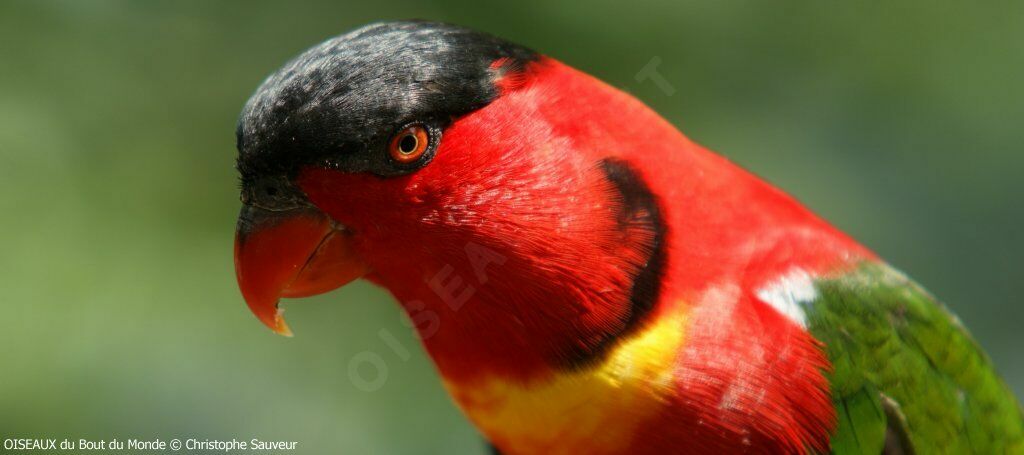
[234,205,369,336]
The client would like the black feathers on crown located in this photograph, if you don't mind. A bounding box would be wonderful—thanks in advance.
[236,20,537,181]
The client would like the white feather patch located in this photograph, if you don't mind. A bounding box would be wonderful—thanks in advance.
[755,268,818,328]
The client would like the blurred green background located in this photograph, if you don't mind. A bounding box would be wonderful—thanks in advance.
[1,1,1021,453]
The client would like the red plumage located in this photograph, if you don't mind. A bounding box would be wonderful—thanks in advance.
[296,58,874,452]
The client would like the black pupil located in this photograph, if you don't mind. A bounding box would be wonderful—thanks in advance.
[264,185,278,197]
[399,134,418,154]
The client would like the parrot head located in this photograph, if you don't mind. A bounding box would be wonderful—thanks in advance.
[235,21,665,378]
[231,20,994,455]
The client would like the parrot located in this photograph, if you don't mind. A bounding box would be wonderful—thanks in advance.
[232,20,1024,454]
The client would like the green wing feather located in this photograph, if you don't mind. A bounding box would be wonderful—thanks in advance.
[804,262,1024,454]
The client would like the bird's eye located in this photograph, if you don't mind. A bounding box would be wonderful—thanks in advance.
[388,124,430,163]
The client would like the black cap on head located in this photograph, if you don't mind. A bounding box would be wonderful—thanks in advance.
[236,20,536,188]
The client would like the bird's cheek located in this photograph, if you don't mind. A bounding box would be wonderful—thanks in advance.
[296,168,383,227]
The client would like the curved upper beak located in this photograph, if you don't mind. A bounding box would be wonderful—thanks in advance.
[234,204,369,336]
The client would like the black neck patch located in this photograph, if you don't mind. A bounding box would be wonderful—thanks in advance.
[558,158,668,370]
[235,20,536,189]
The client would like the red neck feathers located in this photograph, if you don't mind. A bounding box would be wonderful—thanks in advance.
[300,58,875,451]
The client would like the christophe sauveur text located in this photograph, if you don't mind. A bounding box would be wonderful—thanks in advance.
[3,437,298,451]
